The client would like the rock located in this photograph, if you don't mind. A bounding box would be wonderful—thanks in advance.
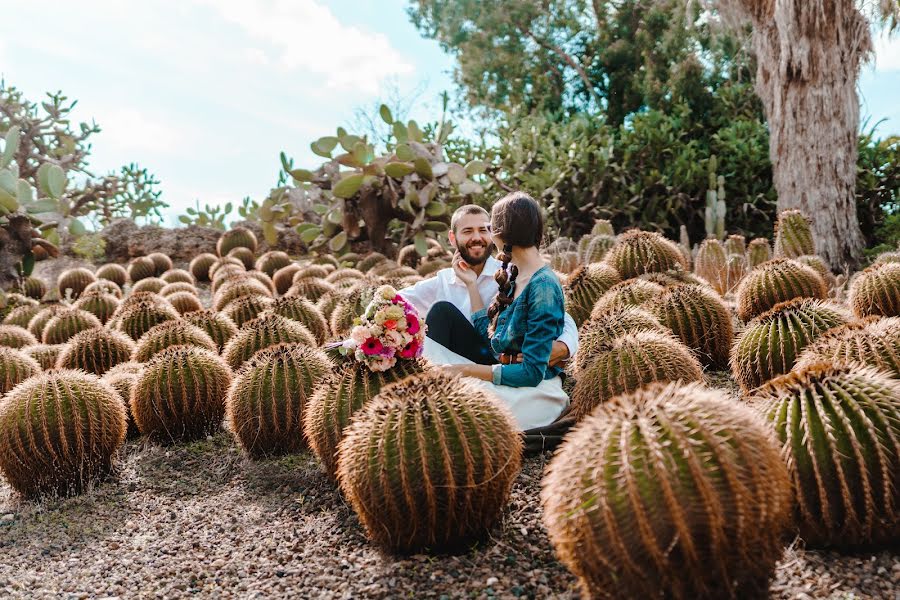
[486,576,499,587]
[100,219,220,263]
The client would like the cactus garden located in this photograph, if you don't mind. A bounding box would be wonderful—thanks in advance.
[2,2,900,598]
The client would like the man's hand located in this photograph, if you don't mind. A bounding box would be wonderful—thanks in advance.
[452,251,478,287]
[504,341,570,368]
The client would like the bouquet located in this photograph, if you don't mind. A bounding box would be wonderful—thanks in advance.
[338,285,426,371]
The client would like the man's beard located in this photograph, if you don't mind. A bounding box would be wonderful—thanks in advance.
[456,240,494,265]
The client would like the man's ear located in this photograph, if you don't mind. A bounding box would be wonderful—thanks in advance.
[448,230,456,247]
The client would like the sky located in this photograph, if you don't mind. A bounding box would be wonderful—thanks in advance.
[0,0,899,228]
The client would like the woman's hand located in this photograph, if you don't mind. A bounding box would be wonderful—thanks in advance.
[452,251,478,287]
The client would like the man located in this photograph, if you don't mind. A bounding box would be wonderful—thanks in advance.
[399,204,578,367]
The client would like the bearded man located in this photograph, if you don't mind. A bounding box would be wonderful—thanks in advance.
[399,204,578,367]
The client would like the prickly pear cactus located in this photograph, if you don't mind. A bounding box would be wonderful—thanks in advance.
[602,230,688,279]
[774,209,815,259]
[0,370,127,499]
[756,363,900,548]
[337,370,522,553]
[542,381,791,599]
[735,258,827,321]
[563,263,622,326]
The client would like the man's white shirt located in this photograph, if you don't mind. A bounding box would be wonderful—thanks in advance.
[399,255,579,359]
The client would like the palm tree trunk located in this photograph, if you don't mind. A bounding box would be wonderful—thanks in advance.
[720,0,873,271]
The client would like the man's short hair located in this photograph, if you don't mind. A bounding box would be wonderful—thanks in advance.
[450,204,490,233]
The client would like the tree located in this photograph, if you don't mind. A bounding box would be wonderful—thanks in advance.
[712,0,900,270]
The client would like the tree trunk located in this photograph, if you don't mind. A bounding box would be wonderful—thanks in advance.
[739,0,872,271]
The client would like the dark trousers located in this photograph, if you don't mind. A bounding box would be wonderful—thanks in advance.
[425,301,497,365]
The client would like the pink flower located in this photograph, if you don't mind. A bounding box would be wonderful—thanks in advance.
[406,315,420,335]
[361,337,384,356]
[393,294,404,304]
[384,319,397,330]
[399,339,420,359]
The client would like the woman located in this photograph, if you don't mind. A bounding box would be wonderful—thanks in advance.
[423,192,569,430]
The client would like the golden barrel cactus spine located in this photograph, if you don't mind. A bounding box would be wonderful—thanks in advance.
[747,237,771,268]
[0,346,41,393]
[183,309,239,352]
[795,317,900,377]
[95,263,128,287]
[189,253,218,282]
[222,314,316,369]
[132,320,218,363]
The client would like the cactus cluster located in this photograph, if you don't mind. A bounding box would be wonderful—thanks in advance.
[0,370,126,499]
[337,371,522,552]
[226,343,333,457]
[287,278,336,303]
[222,294,275,328]
[112,298,180,341]
[542,382,791,599]
[756,363,900,548]
[563,264,622,326]
[73,291,120,324]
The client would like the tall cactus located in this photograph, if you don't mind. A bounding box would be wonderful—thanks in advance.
[848,262,900,318]
[337,371,522,553]
[130,345,233,442]
[304,358,430,479]
[735,258,827,321]
[563,264,622,326]
[756,363,900,548]
[730,298,851,394]
[602,230,688,279]
[56,327,136,375]
[773,209,815,259]
[571,331,703,420]
[542,381,791,599]
[0,370,126,499]
[226,344,333,457]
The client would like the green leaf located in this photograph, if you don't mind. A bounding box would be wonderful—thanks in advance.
[0,170,16,196]
[1,126,19,168]
[329,231,348,252]
[414,158,433,180]
[280,151,292,173]
[47,164,66,199]
[425,221,449,232]
[414,232,428,256]
[263,222,278,245]
[425,201,446,216]
[339,134,362,153]
[326,208,343,225]
[312,203,329,216]
[69,217,86,236]
[447,163,467,185]
[290,169,314,182]
[408,120,423,142]
[21,251,34,277]
[36,163,52,197]
[464,160,486,176]
[395,143,414,162]
[352,141,373,166]
[392,122,408,143]
[332,174,365,199]
[26,198,57,213]
[311,136,339,158]
[384,162,415,179]
[299,226,322,244]
[379,104,394,125]
[178,215,191,224]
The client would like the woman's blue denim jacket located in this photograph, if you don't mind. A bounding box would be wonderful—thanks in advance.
[472,265,565,387]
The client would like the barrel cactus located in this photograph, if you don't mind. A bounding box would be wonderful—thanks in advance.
[227,246,256,270]
[324,268,364,286]
[255,250,292,277]
[247,271,276,294]
[226,343,333,457]
[222,314,317,369]
[57,267,96,300]
[95,263,128,287]
[102,367,142,439]
[542,381,791,599]
[796,317,900,377]
[357,252,389,272]
[23,343,64,370]
[73,291,120,324]
[589,278,665,319]
[0,346,40,393]
[848,262,900,318]
[724,234,746,256]
[27,304,66,339]
[265,296,329,345]
[795,254,835,290]
[42,309,102,345]
[731,298,852,394]
[160,282,198,297]
[130,345,233,442]
[602,230,687,279]
[3,304,41,328]
[56,327,136,375]
[222,294,275,328]
[735,258,827,321]
[329,283,378,337]
[287,278,336,303]
[183,309,238,351]
[774,209,815,259]
[131,277,167,295]
[189,252,218,282]
[166,291,204,315]
[756,363,900,548]
[293,264,332,282]
[213,278,273,312]
[0,370,126,499]
[563,264,622,326]
[127,256,156,282]
[304,358,429,479]
[84,279,123,298]
[0,324,38,349]
[747,237,772,268]
[337,370,522,553]
[217,226,257,257]
[573,307,667,378]
[570,331,703,420]
[693,238,728,295]
[132,320,217,363]
[646,283,734,369]
[160,269,195,285]
[15,276,47,300]
[875,251,900,265]
[144,252,171,275]
[273,264,302,295]
[112,299,180,341]
[209,256,246,283]
[581,234,616,265]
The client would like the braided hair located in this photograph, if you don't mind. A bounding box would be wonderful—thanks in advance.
[486,192,544,335]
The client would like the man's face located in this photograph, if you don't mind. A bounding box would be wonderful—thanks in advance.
[449,213,493,265]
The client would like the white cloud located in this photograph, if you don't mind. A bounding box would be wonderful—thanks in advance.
[196,0,414,93]
[95,108,189,157]
[870,32,900,72]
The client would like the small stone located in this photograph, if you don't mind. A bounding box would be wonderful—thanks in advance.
[486,577,499,587]
[0,514,13,523]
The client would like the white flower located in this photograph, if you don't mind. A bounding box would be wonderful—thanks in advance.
[350,326,371,345]
[342,338,357,350]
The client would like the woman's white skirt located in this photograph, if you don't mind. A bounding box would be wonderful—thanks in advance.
[423,337,569,431]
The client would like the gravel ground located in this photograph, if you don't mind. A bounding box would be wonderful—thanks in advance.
[1,434,897,599]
